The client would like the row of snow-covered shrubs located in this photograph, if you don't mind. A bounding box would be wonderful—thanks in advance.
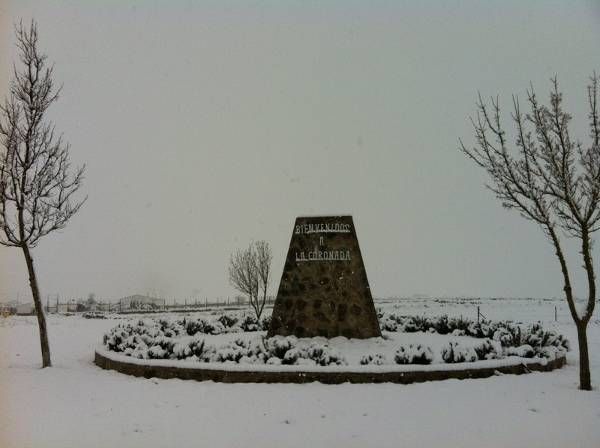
[360,340,499,365]
[102,313,568,366]
[105,312,272,339]
[360,336,562,366]
[104,323,347,366]
[100,309,569,357]
[184,312,272,334]
[378,312,569,357]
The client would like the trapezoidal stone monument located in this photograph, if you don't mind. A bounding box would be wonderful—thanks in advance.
[268,215,381,339]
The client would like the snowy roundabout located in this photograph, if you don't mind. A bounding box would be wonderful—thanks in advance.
[95,312,568,384]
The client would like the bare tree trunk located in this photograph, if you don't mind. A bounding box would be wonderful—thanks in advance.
[259,289,267,321]
[248,294,257,321]
[548,228,595,390]
[252,293,263,321]
[578,229,595,391]
[21,244,52,368]
[576,322,591,390]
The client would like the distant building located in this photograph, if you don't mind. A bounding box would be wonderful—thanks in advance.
[119,294,164,311]
[57,301,78,313]
[16,302,35,315]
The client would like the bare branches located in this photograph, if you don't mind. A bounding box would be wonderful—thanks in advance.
[460,74,599,324]
[459,92,551,228]
[0,20,85,249]
[229,245,259,301]
[228,241,272,321]
[255,240,272,295]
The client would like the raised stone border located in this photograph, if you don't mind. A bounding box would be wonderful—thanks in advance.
[95,348,566,384]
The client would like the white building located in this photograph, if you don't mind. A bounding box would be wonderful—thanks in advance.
[16,302,35,315]
[119,294,164,311]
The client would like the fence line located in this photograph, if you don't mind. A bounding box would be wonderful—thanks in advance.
[33,296,278,315]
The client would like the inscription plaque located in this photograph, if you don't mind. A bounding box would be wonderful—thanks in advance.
[268,216,381,339]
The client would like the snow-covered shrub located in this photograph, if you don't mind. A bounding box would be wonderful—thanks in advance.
[403,316,429,333]
[432,315,450,334]
[266,357,282,365]
[264,335,297,359]
[177,318,194,335]
[303,343,347,366]
[218,314,238,329]
[156,318,170,330]
[148,344,169,359]
[506,344,535,358]
[157,318,183,337]
[144,335,175,359]
[207,319,225,334]
[262,338,346,366]
[398,316,414,332]
[184,318,225,336]
[394,344,434,365]
[493,327,516,347]
[448,316,472,334]
[360,353,388,366]
[239,314,260,332]
[523,323,569,353]
[213,339,250,363]
[441,342,478,363]
[129,345,149,359]
[103,327,128,351]
[465,321,497,339]
[172,341,192,360]
[379,315,399,332]
[104,323,153,352]
[188,337,215,361]
[281,348,303,365]
[473,339,500,360]
[535,346,564,359]
[259,315,272,331]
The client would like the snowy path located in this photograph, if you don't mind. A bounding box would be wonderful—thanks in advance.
[1,309,599,448]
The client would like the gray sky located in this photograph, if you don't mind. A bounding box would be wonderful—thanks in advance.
[1,0,599,302]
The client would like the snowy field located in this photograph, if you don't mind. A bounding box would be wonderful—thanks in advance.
[1,298,599,448]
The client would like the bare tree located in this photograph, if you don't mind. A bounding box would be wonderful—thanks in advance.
[0,21,86,368]
[86,293,97,306]
[228,241,271,320]
[255,240,272,317]
[459,74,599,390]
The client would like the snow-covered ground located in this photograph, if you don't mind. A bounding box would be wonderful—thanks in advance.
[1,298,599,448]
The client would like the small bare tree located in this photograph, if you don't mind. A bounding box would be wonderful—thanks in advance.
[459,74,599,390]
[255,240,272,313]
[0,21,86,368]
[228,240,271,320]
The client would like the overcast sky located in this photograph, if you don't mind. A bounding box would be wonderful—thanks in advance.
[1,0,599,302]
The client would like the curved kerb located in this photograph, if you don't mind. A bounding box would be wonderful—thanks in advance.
[95,349,566,384]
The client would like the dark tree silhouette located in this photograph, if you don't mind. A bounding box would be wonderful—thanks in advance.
[0,21,86,367]
[460,74,599,390]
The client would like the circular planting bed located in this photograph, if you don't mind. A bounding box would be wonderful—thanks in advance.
[94,312,569,384]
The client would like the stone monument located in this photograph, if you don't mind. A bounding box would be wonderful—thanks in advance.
[268,215,381,339]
